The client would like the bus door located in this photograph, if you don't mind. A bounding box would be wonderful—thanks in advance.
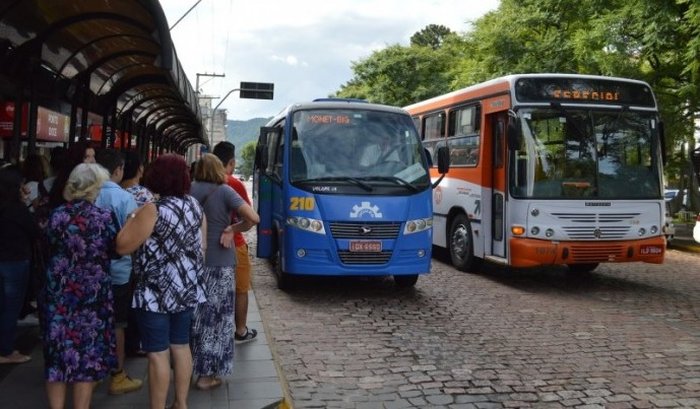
[255,125,283,258]
[488,112,507,259]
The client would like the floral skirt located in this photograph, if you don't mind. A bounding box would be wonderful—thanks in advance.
[191,266,235,376]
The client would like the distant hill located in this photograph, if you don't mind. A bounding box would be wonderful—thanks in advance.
[225,117,271,160]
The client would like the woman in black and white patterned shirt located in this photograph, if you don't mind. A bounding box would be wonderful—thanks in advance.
[116,153,207,409]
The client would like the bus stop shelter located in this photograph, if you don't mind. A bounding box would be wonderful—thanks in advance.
[0,0,206,162]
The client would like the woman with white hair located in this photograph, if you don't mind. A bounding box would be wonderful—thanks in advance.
[41,163,118,409]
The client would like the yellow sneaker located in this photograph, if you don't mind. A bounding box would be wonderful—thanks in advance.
[109,370,143,395]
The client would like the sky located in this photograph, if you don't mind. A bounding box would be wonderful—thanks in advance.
[161,0,500,121]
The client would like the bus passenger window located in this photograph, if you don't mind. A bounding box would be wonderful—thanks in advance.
[424,112,445,140]
[448,105,479,137]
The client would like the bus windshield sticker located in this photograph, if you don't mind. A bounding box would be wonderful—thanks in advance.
[395,163,427,183]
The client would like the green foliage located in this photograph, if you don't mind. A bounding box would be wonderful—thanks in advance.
[334,1,700,197]
[335,44,454,107]
[410,24,454,49]
[239,140,257,179]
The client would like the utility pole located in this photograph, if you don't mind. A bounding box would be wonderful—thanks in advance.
[195,72,225,98]
[195,72,225,152]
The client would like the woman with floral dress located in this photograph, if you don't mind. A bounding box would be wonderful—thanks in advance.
[42,163,117,409]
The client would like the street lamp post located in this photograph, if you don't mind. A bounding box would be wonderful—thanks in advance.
[209,88,239,147]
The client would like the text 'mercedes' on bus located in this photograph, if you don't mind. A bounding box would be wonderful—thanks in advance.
[405,74,667,273]
[253,98,449,289]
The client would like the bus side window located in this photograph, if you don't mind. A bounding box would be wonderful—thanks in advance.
[448,105,479,137]
[274,138,284,179]
[424,112,445,140]
[265,129,279,175]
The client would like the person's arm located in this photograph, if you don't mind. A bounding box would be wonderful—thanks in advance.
[220,203,259,248]
[116,202,157,255]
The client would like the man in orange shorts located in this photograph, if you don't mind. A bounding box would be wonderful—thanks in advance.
[212,142,257,343]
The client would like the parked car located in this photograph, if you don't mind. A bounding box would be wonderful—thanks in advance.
[694,213,700,244]
[664,188,679,203]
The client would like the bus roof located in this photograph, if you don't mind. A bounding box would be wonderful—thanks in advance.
[403,73,656,114]
[267,99,410,126]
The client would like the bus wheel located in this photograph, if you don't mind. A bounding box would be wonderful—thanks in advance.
[567,263,599,273]
[393,274,418,288]
[273,247,293,290]
[449,213,481,272]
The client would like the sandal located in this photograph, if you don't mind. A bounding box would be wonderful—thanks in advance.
[234,327,258,344]
[0,350,31,364]
[195,376,222,391]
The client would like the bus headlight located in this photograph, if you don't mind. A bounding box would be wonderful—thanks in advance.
[650,225,658,235]
[404,217,432,235]
[287,216,326,234]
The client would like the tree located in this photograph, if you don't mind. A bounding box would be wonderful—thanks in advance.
[410,24,455,49]
[335,43,456,106]
[239,140,256,179]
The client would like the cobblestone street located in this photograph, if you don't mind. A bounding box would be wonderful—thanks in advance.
[251,245,700,408]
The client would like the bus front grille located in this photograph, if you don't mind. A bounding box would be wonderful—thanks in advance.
[338,251,392,264]
[562,226,631,239]
[552,211,641,240]
[569,244,627,262]
[330,222,401,239]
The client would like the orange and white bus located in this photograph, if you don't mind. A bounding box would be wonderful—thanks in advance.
[405,73,667,273]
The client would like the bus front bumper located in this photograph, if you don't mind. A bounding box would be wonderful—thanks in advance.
[509,236,665,268]
[282,240,432,276]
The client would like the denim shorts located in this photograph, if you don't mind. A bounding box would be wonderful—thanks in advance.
[136,308,194,353]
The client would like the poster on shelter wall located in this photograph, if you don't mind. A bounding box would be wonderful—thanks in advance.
[0,102,69,142]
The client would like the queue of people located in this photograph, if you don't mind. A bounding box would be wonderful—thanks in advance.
[0,141,259,409]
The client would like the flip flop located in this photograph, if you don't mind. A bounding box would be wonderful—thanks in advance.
[0,351,31,364]
[195,377,222,391]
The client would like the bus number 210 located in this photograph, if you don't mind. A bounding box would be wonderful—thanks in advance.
[290,197,315,211]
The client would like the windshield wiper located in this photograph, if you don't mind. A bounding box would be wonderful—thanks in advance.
[361,176,418,192]
[293,176,373,191]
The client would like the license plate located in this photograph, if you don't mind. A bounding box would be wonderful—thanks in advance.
[639,245,663,255]
[349,240,382,252]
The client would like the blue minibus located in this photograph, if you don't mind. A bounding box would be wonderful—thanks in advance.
[253,98,447,289]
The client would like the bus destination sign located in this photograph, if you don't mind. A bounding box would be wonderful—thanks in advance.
[306,114,351,125]
[515,77,656,107]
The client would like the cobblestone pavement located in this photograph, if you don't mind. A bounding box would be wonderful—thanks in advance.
[251,245,700,409]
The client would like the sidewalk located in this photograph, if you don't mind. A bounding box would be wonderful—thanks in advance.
[0,291,287,409]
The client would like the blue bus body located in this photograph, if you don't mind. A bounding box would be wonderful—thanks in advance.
[253,99,435,288]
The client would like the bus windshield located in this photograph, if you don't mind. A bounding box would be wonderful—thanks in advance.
[289,109,429,191]
[511,107,662,199]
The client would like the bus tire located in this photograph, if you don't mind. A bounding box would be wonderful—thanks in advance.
[567,263,599,273]
[449,213,481,272]
[273,245,293,290]
[393,274,418,288]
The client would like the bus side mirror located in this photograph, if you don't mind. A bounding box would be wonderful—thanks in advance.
[255,144,268,171]
[437,146,450,174]
[507,120,520,150]
[432,146,450,188]
[258,127,270,145]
